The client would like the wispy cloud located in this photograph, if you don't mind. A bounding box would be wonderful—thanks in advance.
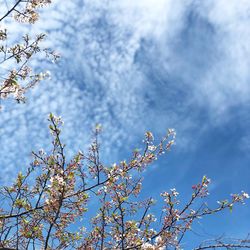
[1,0,250,183]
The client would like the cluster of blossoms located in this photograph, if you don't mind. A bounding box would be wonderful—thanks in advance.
[0,115,248,249]
[13,0,52,24]
[0,27,7,40]
[141,236,165,250]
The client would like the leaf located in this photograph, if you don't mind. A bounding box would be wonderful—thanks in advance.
[229,204,233,213]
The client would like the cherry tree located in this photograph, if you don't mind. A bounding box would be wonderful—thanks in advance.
[0,0,58,107]
[0,114,248,249]
[0,2,249,250]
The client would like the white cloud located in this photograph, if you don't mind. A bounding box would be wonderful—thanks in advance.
[188,0,250,117]
[1,0,250,182]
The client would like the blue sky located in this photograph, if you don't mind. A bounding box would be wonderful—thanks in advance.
[0,0,250,247]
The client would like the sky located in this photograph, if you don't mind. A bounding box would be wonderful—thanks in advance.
[0,0,250,248]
